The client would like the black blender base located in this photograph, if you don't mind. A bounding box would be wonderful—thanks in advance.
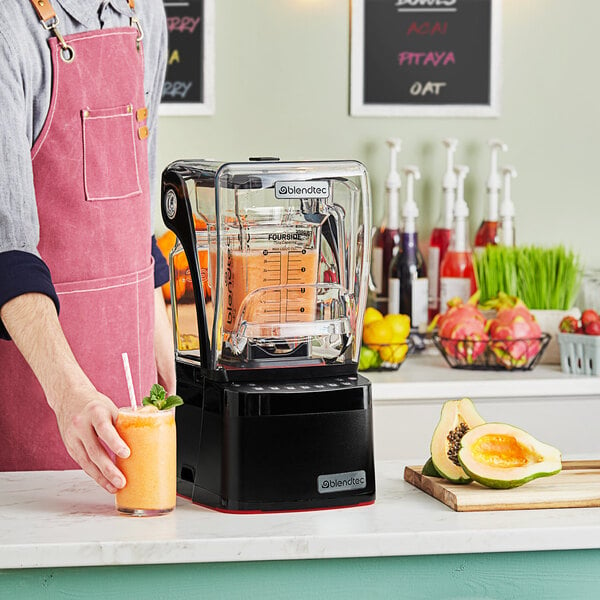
[178,484,375,514]
[175,366,376,513]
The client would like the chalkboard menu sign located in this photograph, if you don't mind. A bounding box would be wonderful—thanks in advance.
[160,0,215,116]
[350,0,501,117]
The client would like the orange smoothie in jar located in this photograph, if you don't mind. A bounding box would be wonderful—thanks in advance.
[115,406,176,516]
[223,248,319,333]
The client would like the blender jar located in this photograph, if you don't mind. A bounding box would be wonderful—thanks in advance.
[164,159,371,375]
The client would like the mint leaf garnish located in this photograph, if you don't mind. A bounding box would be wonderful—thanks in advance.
[142,384,183,410]
[162,395,184,410]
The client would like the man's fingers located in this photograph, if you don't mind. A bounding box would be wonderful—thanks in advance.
[92,408,130,459]
[81,425,127,490]
[73,402,127,490]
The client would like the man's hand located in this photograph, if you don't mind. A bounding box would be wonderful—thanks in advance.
[52,388,130,493]
[154,287,176,396]
[0,293,128,493]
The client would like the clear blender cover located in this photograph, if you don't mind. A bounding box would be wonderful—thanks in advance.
[168,160,371,373]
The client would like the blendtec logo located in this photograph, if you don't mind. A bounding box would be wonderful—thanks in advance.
[275,181,330,199]
[395,0,457,8]
[318,470,367,494]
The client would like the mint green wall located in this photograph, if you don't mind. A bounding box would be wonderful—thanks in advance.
[156,0,600,270]
[3,550,600,599]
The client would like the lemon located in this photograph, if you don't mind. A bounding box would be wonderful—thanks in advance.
[362,319,392,347]
[379,343,408,364]
[363,307,384,327]
[383,313,410,343]
[363,312,410,346]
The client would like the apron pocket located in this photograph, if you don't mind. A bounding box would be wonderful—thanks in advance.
[82,104,142,202]
[54,262,156,405]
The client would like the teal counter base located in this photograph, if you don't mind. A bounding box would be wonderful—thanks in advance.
[2,550,599,600]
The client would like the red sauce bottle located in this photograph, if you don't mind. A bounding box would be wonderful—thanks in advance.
[474,139,507,255]
[371,139,402,314]
[440,166,477,310]
[428,138,458,322]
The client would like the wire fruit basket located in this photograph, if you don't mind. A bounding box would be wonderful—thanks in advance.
[359,339,413,372]
[432,333,551,371]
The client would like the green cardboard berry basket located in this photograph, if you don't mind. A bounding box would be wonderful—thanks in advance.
[557,332,600,376]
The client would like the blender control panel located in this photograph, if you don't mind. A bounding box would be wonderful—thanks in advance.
[229,377,361,394]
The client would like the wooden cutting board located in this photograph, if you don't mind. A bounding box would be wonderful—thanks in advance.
[404,460,600,512]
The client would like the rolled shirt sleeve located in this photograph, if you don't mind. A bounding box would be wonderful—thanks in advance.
[0,252,60,340]
[151,235,170,288]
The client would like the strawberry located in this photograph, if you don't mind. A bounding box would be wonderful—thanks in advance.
[584,320,600,336]
[581,309,600,327]
[559,315,579,333]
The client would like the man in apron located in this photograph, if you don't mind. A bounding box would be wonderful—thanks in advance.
[0,0,174,494]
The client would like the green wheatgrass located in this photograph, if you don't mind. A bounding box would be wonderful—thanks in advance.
[474,245,582,310]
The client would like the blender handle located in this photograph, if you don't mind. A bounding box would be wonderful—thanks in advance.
[161,166,211,369]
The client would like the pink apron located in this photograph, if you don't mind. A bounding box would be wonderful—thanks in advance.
[0,0,156,471]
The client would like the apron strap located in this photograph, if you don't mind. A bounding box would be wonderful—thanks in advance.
[29,0,57,23]
[29,0,142,57]
[29,0,75,63]
[30,0,135,16]
[128,0,144,49]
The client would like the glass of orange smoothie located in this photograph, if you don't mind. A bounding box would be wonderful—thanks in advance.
[115,405,176,516]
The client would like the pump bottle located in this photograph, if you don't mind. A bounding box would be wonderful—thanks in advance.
[498,166,517,247]
[372,138,402,313]
[474,139,508,254]
[439,166,477,310]
[428,138,458,322]
[388,166,428,331]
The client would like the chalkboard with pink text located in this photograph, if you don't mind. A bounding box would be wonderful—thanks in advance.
[160,0,215,116]
[350,0,501,117]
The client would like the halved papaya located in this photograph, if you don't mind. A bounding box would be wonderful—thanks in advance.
[458,423,562,489]
[430,398,486,484]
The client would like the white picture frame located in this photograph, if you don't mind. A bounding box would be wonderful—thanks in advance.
[160,0,215,116]
[350,0,501,118]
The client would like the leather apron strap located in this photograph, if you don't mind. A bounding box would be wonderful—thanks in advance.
[29,0,141,60]
[28,0,74,61]
[29,0,136,20]
[29,0,56,23]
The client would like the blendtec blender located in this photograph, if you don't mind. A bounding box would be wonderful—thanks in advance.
[161,159,375,512]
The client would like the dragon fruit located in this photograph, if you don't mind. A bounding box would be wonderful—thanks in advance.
[436,297,489,364]
[487,303,542,369]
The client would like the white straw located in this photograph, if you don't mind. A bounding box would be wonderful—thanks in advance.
[121,352,138,411]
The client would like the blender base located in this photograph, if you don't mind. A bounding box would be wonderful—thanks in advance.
[175,364,376,513]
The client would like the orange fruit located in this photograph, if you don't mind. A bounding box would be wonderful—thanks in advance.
[156,229,177,257]
[156,228,211,302]
[157,231,178,302]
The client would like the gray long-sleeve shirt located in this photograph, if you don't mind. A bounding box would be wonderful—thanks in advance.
[0,0,168,338]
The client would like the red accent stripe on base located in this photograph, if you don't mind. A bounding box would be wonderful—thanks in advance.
[176,493,375,514]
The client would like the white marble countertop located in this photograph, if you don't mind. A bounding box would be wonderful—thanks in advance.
[2,461,600,570]
[366,351,600,401]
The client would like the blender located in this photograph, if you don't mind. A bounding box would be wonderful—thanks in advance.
[161,158,375,512]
